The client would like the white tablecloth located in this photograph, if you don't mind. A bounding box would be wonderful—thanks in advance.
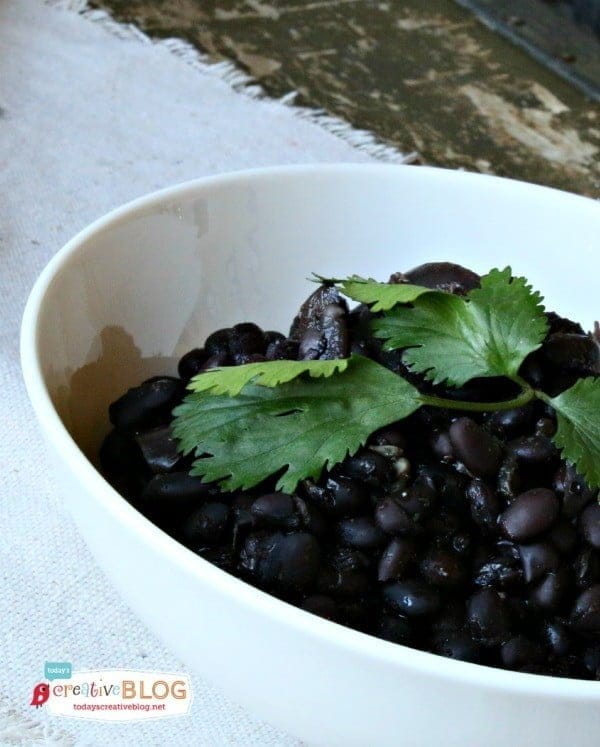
[0,1,411,743]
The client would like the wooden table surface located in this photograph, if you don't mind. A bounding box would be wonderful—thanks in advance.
[95,0,600,196]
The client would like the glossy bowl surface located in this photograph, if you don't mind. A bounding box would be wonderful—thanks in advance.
[21,165,600,746]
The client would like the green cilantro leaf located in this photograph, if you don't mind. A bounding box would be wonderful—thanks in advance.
[313,274,430,312]
[548,377,600,489]
[188,358,349,396]
[172,355,421,493]
[372,267,548,387]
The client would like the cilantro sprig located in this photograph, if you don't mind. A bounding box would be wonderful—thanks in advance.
[173,267,600,492]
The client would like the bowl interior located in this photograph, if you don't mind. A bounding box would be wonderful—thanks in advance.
[34,165,599,467]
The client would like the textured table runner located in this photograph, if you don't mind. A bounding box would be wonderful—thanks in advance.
[0,1,411,743]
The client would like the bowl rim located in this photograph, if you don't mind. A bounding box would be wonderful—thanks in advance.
[20,163,600,700]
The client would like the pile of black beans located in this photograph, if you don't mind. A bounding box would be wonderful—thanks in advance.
[100,262,600,679]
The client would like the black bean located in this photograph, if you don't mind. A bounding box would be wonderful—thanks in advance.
[573,547,600,589]
[430,430,453,460]
[378,614,412,644]
[507,435,559,467]
[395,475,437,518]
[370,426,407,449]
[548,519,578,556]
[337,517,388,550]
[321,303,349,359]
[229,322,266,360]
[289,284,343,343]
[583,646,600,679]
[245,532,320,592]
[403,262,480,295]
[265,338,298,361]
[234,353,267,365]
[531,568,570,611]
[580,503,600,550]
[485,405,535,439]
[518,542,560,584]
[467,589,512,645]
[263,330,285,347]
[177,348,208,380]
[339,450,393,486]
[328,546,371,573]
[200,352,229,371]
[451,532,472,556]
[561,465,597,518]
[293,496,328,537]
[571,585,600,632]
[140,472,212,520]
[467,479,500,531]
[99,428,145,479]
[449,418,502,477]
[424,509,463,543]
[251,493,300,529]
[109,376,184,430]
[474,553,523,589]
[196,545,235,572]
[433,632,480,663]
[375,497,417,536]
[298,328,324,360]
[325,477,369,517]
[134,424,182,473]
[420,548,466,587]
[204,328,231,357]
[501,636,543,669]
[543,621,571,657]
[542,333,600,375]
[301,595,336,621]
[496,456,521,500]
[383,580,442,617]
[499,488,559,541]
[378,538,416,582]
[317,567,369,597]
[546,311,584,336]
[231,505,256,550]
[535,417,557,438]
[182,502,229,545]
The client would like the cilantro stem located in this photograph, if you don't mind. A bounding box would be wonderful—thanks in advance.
[420,379,536,413]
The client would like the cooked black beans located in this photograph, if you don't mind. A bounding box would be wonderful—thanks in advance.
[378,538,416,582]
[135,425,183,473]
[531,567,570,610]
[499,488,559,541]
[518,542,560,584]
[467,479,500,531]
[109,376,184,430]
[375,497,417,535]
[580,503,600,549]
[301,594,336,620]
[251,493,300,530]
[337,517,387,550]
[467,589,511,645]
[401,262,480,295]
[449,418,502,477]
[177,347,208,380]
[571,585,600,631]
[182,502,229,545]
[383,580,442,617]
[102,263,600,680]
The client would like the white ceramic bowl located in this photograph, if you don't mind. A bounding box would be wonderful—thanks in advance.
[22,165,600,746]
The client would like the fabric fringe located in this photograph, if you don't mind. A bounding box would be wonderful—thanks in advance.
[44,0,418,164]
